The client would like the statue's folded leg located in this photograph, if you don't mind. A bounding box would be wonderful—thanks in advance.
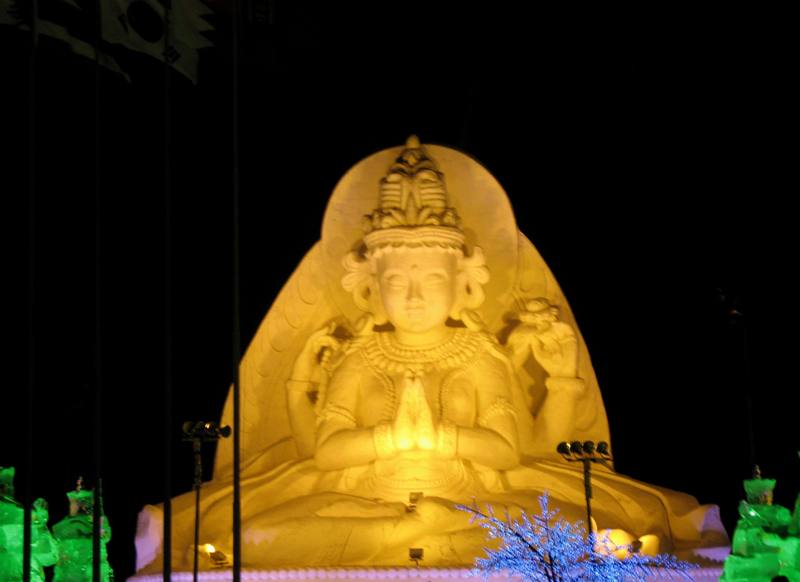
[503,460,727,554]
[136,459,328,573]
[215,494,475,567]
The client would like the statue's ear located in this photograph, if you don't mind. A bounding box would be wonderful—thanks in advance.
[451,248,489,320]
[350,279,371,312]
[450,270,486,319]
[343,252,378,318]
[449,272,468,320]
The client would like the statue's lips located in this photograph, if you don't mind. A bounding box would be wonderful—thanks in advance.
[405,307,426,320]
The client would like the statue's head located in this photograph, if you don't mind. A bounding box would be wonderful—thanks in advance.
[67,477,94,515]
[0,466,14,498]
[343,137,489,333]
[373,245,458,335]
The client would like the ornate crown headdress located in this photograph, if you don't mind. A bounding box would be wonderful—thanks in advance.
[362,135,464,252]
[743,465,776,505]
[342,137,489,321]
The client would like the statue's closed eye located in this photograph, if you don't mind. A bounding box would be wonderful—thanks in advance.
[423,273,447,286]
[384,275,408,290]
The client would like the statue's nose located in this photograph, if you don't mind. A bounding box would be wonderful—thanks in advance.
[407,279,423,301]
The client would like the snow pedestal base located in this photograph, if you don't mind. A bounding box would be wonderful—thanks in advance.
[127,565,724,582]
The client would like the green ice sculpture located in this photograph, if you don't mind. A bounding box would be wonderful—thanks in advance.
[792,453,800,538]
[0,466,60,582]
[721,465,800,582]
[52,478,113,582]
[792,491,800,536]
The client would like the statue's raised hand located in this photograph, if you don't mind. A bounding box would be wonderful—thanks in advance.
[527,320,578,378]
[290,323,341,383]
[410,377,436,450]
[393,370,437,451]
[508,299,579,378]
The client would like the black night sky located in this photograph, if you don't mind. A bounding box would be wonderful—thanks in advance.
[2,5,796,580]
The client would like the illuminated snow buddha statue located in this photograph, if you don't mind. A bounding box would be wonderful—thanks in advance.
[135,137,727,574]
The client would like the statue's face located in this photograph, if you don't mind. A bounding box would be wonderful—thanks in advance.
[376,248,457,335]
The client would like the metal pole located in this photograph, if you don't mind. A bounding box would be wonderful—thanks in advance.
[192,438,202,582]
[23,0,39,578]
[558,441,610,544]
[582,459,593,540]
[162,0,174,577]
[92,0,104,576]
[231,0,243,572]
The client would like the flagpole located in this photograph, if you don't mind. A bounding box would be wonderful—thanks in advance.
[232,0,243,572]
[92,0,104,577]
[162,0,174,579]
[23,0,40,579]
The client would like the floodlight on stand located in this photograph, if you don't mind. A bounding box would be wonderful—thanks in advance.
[199,543,230,568]
[409,548,424,566]
[407,492,423,512]
[555,437,613,541]
[183,420,232,582]
[182,420,231,441]
[215,424,231,438]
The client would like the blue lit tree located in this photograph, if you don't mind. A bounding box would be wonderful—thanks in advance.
[457,493,697,582]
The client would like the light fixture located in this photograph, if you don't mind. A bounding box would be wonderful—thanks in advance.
[556,440,614,540]
[407,491,423,513]
[182,421,231,440]
[183,421,232,582]
[409,548,424,566]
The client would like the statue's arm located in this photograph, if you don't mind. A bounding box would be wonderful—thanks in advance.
[316,425,379,471]
[536,322,586,445]
[507,312,587,446]
[288,323,343,458]
[538,376,585,446]
[286,381,317,458]
[314,357,382,471]
[449,359,520,470]
[456,421,519,470]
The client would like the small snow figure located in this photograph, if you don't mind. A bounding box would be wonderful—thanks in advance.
[0,466,59,582]
[457,492,697,582]
[52,478,113,582]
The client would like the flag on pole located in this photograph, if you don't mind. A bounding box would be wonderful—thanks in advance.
[0,0,17,23]
[0,0,213,83]
[102,0,213,82]
[1,0,130,78]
